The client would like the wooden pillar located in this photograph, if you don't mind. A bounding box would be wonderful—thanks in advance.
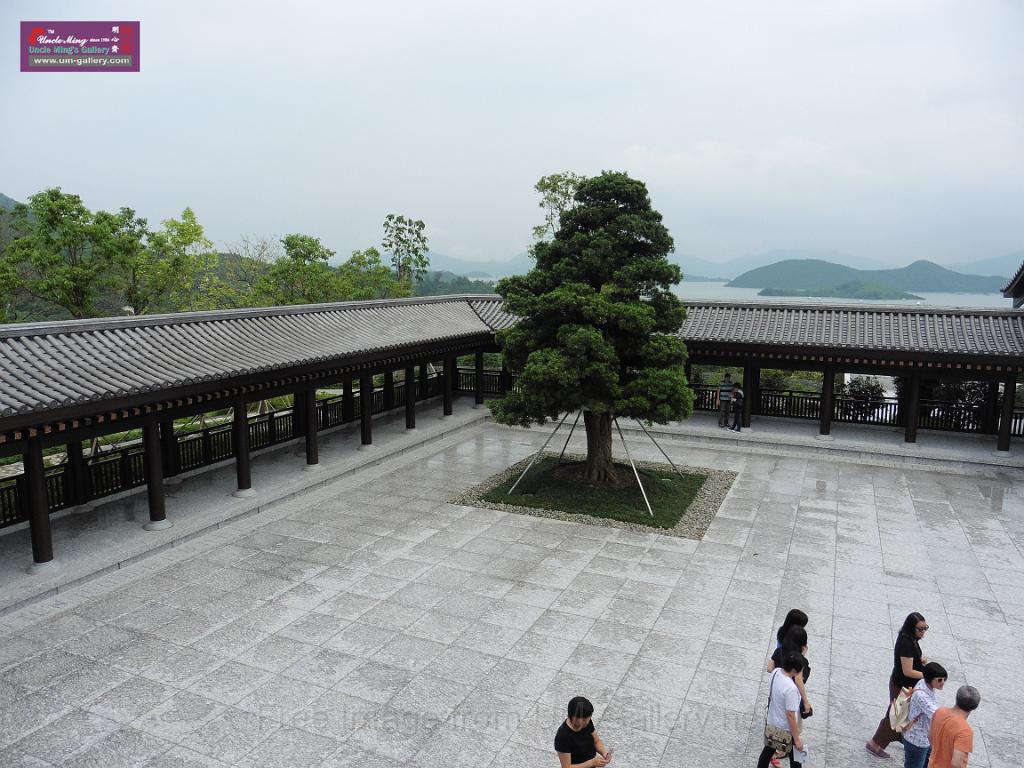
[984,381,1001,435]
[160,417,177,476]
[443,355,454,416]
[474,350,485,406]
[232,396,254,497]
[904,371,921,444]
[304,386,319,468]
[24,436,55,569]
[750,366,762,416]
[819,366,835,437]
[66,440,88,507]
[684,360,692,385]
[293,391,306,438]
[383,370,395,410]
[342,378,355,422]
[996,374,1017,452]
[142,413,171,531]
[742,364,755,428]
[500,362,511,395]
[405,365,417,429]
[419,363,430,400]
[360,372,373,446]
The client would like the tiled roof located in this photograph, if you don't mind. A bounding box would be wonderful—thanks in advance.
[3,295,1023,424]
[680,302,1024,357]
[0,296,503,419]
[1002,261,1024,308]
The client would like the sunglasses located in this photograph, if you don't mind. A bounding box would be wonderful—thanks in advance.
[915,625,929,631]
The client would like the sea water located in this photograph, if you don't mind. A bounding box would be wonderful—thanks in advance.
[672,282,1010,309]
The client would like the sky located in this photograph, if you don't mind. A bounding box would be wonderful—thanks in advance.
[2,0,1022,268]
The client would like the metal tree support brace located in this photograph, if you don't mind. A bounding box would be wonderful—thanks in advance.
[557,411,583,464]
[614,418,654,517]
[507,412,570,495]
[630,418,687,478]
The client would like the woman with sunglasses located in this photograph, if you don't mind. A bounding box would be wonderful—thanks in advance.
[866,612,930,759]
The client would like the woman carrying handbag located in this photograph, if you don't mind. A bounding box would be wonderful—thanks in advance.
[757,652,806,768]
[866,612,929,759]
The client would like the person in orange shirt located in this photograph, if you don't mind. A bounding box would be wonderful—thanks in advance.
[928,685,980,768]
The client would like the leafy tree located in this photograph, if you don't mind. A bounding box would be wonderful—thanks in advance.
[93,207,169,315]
[531,171,584,244]
[221,235,278,306]
[254,233,339,305]
[148,208,225,312]
[336,247,399,300]
[491,171,693,482]
[382,214,429,292]
[842,375,886,420]
[1,188,111,319]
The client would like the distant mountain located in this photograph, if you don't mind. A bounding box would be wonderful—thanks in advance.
[425,251,533,278]
[673,249,889,280]
[947,250,1024,280]
[0,192,21,210]
[729,259,1005,294]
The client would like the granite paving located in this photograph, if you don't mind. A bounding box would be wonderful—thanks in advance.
[0,413,1021,767]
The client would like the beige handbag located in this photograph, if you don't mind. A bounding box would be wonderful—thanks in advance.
[763,671,794,755]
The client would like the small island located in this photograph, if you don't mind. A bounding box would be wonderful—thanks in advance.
[759,280,923,300]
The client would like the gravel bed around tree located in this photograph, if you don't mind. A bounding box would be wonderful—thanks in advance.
[451,452,736,540]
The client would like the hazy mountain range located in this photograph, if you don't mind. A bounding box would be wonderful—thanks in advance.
[728,259,1006,294]
[430,247,1024,284]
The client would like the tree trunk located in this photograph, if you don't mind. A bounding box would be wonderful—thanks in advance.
[583,410,617,483]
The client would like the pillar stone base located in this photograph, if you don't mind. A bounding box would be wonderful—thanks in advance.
[232,488,257,499]
[358,443,376,451]
[302,463,322,472]
[901,442,920,450]
[993,449,1012,457]
[143,519,173,531]
[27,559,61,576]
[815,434,833,442]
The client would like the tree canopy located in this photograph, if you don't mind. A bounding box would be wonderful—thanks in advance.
[491,171,693,481]
[0,192,448,322]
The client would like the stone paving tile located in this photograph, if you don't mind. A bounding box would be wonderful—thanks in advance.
[1,422,1022,768]
[87,675,179,723]
[64,726,173,768]
[180,707,280,764]
[14,709,121,763]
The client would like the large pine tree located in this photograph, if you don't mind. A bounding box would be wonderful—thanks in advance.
[491,171,694,482]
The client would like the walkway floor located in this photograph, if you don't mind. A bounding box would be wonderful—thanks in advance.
[0,406,1021,767]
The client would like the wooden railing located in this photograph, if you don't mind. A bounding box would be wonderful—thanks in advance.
[691,385,1023,435]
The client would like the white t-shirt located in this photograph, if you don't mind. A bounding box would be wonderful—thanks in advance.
[767,670,801,731]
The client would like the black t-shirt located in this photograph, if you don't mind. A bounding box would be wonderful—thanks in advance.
[891,634,923,687]
[554,719,597,764]
[771,647,811,684]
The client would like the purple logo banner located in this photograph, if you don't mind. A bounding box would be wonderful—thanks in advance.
[21,21,140,72]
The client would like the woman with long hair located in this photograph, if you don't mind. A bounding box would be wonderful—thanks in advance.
[866,612,929,759]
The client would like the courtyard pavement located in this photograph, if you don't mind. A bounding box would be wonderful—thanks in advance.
[0,411,1022,767]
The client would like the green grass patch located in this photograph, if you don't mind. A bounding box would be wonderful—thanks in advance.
[482,455,706,529]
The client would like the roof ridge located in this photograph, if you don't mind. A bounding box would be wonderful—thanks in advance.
[0,294,503,339]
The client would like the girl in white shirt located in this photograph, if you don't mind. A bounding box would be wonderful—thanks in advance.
[903,662,948,768]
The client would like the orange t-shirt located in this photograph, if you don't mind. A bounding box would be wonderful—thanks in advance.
[928,708,973,767]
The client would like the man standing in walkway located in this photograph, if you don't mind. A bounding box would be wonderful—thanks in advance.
[717,373,733,428]
[928,685,980,768]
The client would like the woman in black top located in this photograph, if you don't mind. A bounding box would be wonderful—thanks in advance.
[865,612,929,759]
[554,697,612,768]
[768,626,813,718]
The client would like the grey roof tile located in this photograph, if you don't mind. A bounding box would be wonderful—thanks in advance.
[2,296,1023,426]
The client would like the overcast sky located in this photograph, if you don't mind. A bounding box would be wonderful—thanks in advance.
[2,1,1022,267]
